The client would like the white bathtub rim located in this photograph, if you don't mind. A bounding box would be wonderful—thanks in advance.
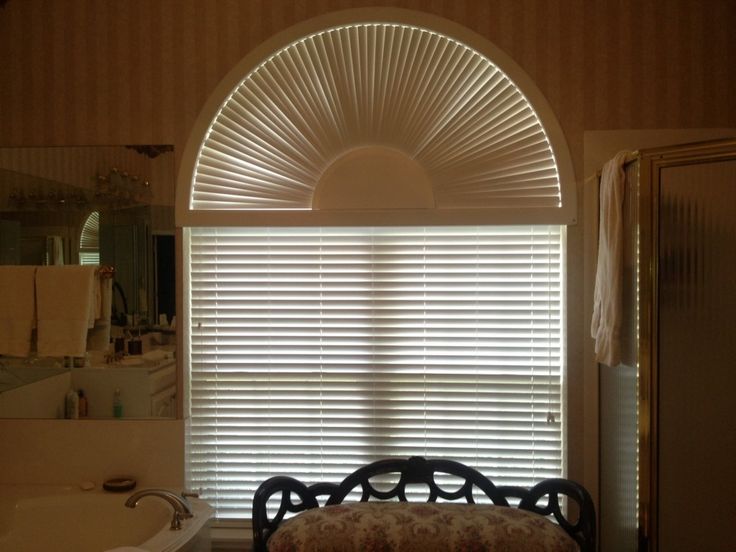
[0,484,213,552]
[133,496,213,552]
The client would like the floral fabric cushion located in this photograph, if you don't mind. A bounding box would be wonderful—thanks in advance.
[267,501,578,552]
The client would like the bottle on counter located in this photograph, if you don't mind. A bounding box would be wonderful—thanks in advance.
[65,388,79,419]
[113,388,123,418]
[78,389,88,417]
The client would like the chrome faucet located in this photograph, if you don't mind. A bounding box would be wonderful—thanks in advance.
[125,489,194,530]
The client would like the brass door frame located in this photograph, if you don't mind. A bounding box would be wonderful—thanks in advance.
[636,138,736,552]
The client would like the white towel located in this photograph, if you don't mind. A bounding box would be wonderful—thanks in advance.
[87,277,113,351]
[36,265,97,357]
[0,266,37,357]
[94,273,103,320]
[591,151,630,367]
[88,274,99,328]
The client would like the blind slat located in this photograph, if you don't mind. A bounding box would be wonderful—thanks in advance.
[186,225,563,520]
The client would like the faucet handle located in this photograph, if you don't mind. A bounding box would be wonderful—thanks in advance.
[171,510,184,530]
[181,489,199,499]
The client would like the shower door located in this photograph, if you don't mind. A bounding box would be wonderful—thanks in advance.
[638,139,736,551]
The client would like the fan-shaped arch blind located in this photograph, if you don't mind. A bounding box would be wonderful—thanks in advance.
[79,211,99,265]
[191,23,562,213]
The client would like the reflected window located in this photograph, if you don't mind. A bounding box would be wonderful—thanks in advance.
[79,211,100,265]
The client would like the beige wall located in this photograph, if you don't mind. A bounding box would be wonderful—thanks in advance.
[0,419,184,487]
[2,1,734,148]
[1,0,735,500]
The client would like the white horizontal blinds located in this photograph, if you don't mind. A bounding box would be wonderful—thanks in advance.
[192,24,559,210]
[187,225,562,519]
[79,211,100,265]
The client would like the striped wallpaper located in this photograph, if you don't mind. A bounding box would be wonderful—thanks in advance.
[0,0,734,161]
[0,146,175,206]
[1,0,734,493]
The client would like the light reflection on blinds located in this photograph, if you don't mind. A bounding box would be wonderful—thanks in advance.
[186,226,563,519]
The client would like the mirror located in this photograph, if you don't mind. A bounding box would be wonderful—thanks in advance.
[0,146,176,419]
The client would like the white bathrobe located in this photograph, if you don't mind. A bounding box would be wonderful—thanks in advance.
[591,151,630,367]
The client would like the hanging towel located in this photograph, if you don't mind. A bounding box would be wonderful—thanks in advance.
[36,265,97,357]
[0,266,37,357]
[591,151,630,367]
[94,272,104,320]
[87,277,113,351]
[88,274,99,328]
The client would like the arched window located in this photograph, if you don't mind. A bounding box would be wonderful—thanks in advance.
[79,211,100,266]
[180,10,575,521]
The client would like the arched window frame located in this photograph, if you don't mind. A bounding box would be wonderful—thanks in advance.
[179,8,576,522]
[176,8,576,228]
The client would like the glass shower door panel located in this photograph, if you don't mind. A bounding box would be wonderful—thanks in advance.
[657,159,736,552]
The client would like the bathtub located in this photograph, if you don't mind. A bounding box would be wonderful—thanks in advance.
[0,485,213,552]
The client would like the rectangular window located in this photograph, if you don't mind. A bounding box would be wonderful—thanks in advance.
[79,252,100,265]
[186,226,563,519]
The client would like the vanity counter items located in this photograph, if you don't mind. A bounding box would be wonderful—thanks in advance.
[72,353,176,419]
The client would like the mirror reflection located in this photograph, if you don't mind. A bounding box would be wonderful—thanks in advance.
[0,146,176,419]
